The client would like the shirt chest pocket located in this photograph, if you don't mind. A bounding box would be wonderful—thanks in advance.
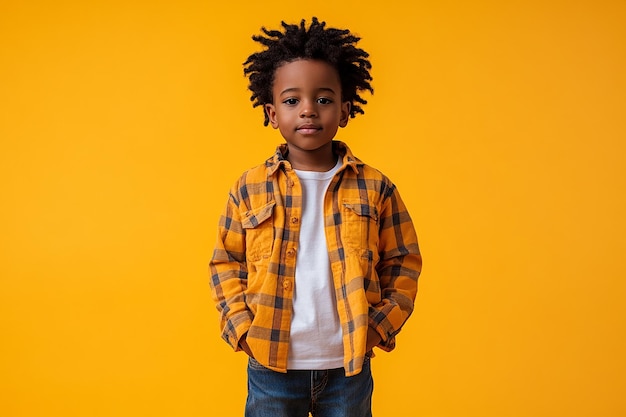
[341,199,379,251]
[241,200,276,263]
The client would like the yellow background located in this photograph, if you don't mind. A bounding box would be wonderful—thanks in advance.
[1,1,625,416]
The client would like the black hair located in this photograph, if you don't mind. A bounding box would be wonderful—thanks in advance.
[243,17,373,126]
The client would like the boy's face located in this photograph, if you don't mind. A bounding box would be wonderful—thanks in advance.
[265,59,350,163]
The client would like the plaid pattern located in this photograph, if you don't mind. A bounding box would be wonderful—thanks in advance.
[209,141,421,376]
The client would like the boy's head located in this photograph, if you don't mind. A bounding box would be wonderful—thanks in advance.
[243,17,373,127]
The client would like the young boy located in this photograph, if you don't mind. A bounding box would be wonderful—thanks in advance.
[209,18,422,417]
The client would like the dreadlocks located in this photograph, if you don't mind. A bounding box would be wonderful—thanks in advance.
[243,17,373,126]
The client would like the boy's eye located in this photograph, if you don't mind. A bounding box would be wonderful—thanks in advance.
[317,97,333,104]
[283,98,298,105]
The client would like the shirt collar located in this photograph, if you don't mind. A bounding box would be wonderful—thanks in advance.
[265,141,362,176]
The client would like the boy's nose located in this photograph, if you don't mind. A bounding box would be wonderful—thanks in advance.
[299,105,317,118]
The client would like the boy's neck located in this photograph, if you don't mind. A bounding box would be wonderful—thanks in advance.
[285,142,337,172]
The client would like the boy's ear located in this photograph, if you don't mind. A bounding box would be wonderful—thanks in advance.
[265,104,279,129]
[339,101,351,128]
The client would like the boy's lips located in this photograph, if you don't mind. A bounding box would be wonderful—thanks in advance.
[296,124,322,134]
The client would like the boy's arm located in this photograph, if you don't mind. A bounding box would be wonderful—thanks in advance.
[209,188,253,352]
[369,185,422,351]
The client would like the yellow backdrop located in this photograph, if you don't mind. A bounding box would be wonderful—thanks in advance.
[1,1,625,416]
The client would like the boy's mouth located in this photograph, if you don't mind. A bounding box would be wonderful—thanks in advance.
[296,124,321,134]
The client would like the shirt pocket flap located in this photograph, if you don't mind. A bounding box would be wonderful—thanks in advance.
[241,201,276,229]
[343,200,379,222]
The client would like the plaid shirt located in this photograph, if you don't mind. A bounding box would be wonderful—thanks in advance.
[209,141,421,376]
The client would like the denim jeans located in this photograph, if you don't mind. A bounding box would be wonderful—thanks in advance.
[245,357,373,417]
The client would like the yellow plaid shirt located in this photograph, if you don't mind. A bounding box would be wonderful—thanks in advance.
[209,141,421,376]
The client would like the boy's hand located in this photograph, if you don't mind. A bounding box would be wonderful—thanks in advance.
[239,333,255,358]
[366,327,382,352]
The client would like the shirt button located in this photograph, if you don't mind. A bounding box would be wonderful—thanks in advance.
[283,280,292,291]
[291,217,299,224]
[286,248,296,257]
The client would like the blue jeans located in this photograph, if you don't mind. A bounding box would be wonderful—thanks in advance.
[245,357,373,417]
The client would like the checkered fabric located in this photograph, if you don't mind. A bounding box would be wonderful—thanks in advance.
[210,141,421,376]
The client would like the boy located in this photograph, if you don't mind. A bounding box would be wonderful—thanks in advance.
[209,17,422,417]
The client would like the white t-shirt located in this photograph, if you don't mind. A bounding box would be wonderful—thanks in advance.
[288,158,344,370]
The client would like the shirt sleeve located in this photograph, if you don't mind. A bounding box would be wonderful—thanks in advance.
[369,183,422,351]
[209,181,253,351]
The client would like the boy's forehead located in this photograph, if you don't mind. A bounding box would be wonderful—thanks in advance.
[273,59,341,89]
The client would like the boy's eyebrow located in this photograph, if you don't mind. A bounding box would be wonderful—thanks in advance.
[279,87,338,96]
